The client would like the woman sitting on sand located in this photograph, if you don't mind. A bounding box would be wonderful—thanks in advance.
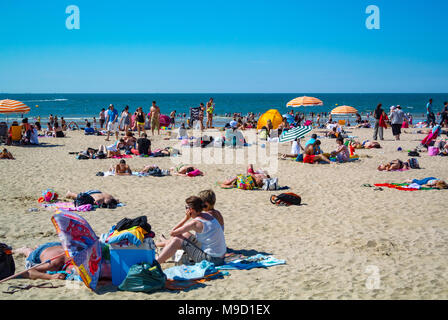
[331,137,350,162]
[403,177,448,189]
[377,159,410,171]
[109,159,132,176]
[53,122,65,138]
[99,138,126,158]
[155,196,226,265]
[0,148,14,159]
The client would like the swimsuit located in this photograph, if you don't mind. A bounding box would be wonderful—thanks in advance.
[25,242,62,269]
[303,154,316,164]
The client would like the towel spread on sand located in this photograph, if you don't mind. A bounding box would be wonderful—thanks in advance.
[215,254,286,270]
[163,260,224,281]
[374,183,436,191]
[42,201,124,213]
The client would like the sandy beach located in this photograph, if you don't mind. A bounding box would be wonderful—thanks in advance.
[0,126,447,300]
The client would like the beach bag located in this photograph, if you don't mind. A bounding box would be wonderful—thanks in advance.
[270,193,301,206]
[74,193,96,207]
[0,243,15,280]
[262,178,279,191]
[428,146,439,156]
[118,261,166,293]
[236,174,256,190]
[408,158,420,169]
[408,150,419,157]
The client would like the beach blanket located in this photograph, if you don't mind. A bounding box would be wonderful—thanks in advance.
[374,183,436,191]
[163,260,224,281]
[111,154,133,159]
[99,171,169,177]
[215,254,286,270]
[42,201,124,213]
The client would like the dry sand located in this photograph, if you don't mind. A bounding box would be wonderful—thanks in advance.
[0,126,447,300]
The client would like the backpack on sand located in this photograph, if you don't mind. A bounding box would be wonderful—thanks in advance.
[270,193,301,206]
[0,243,15,280]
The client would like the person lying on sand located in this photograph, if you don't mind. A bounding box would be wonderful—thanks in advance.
[219,164,269,188]
[0,148,14,159]
[65,190,119,208]
[155,196,226,266]
[170,164,203,177]
[303,141,331,164]
[349,140,381,149]
[110,159,132,176]
[98,138,126,158]
[12,243,71,280]
[377,159,410,171]
[403,177,448,189]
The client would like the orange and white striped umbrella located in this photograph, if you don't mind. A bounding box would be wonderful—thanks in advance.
[0,99,31,114]
[331,105,358,115]
[286,96,323,108]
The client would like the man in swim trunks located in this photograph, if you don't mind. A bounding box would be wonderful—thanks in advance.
[303,141,330,164]
[65,190,119,208]
[13,243,70,280]
[150,101,160,136]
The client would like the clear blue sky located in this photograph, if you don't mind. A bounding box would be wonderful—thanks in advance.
[1,0,447,93]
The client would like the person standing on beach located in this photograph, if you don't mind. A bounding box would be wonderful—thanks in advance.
[373,103,384,141]
[150,101,161,135]
[119,105,131,134]
[206,98,214,128]
[99,108,106,129]
[105,104,119,141]
[426,98,436,127]
[389,105,406,141]
[439,102,448,127]
[169,110,176,129]
[135,107,146,137]
[199,103,205,131]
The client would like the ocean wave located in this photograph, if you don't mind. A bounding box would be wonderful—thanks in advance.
[23,99,68,102]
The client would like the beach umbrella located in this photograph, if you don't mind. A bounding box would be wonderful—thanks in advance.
[286,96,323,108]
[331,105,358,115]
[279,126,313,143]
[0,99,30,114]
[159,114,171,127]
[257,109,283,130]
[51,212,102,291]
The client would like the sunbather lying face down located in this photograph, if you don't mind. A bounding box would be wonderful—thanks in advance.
[65,190,119,208]
[378,159,409,171]
[170,165,203,177]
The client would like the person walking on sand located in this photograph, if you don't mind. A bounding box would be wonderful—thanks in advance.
[150,101,161,135]
[105,104,119,141]
[373,103,384,141]
[206,98,215,128]
[389,105,407,141]
[169,110,176,129]
[426,98,436,127]
[135,107,146,137]
[119,105,131,133]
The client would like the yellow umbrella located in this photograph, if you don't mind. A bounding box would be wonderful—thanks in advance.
[0,99,31,114]
[257,109,283,130]
[286,96,323,108]
[331,105,358,115]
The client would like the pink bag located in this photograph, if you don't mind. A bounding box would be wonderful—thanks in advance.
[428,146,439,156]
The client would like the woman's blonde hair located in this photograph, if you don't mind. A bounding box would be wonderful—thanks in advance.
[435,180,448,189]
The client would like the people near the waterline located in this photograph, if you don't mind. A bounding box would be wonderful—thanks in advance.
[135,106,146,137]
[219,164,270,188]
[53,122,65,138]
[99,108,106,129]
[61,117,67,131]
[170,164,203,177]
[110,159,132,176]
[303,140,331,164]
[198,102,205,131]
[426,98,436,127]
[403,177,448,189]
[150,101,161,136]
[440,102,448,128]
[373,103,385,141]
[169,110,176,129]
[119,105,131,133]
[134,133,152,155]
[0,148,14,159]
[155,196,226,266]
[389,105,407,141]
[12,244,71,280]
[206,98,214,128]
[377,159,410,171]
[105,104,119,142]
[65,189,119,208]
[331,137,350,162]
